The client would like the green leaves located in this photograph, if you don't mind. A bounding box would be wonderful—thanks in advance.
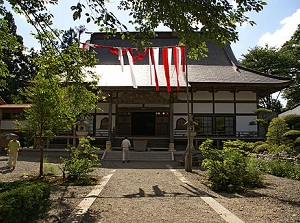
[23,43,99,139]
[200,139,263,192]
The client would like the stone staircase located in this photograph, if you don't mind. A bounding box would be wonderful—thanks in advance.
[101,151,174,162]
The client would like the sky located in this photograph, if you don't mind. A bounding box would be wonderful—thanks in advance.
[6,0,300,60]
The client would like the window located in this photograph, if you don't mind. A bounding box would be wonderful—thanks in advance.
[216,116,234,135]
[194,115,234,136]
[1,113,11,120]
[176,118,187,130]
[195,116,213,135]
[12,113,25,120]
[100,117,109,130]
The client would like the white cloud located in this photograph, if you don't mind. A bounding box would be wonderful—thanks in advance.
[258,9,300,48]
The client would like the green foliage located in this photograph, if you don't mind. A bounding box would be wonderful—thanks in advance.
[251,141,268,153]
[266,118,290,146]
[24,43,98,139]
[280,24,300,108]
[249,108,273,134]
[240,24,300,109]
[22,42,99,176]
[6,1,266,59]
[61,137,100,185]
[0,11,37,103]
[282,130,300,140]
[0,180,51,223]
[257,159,300,180]
[43,164,61,176]
[281,114,300,129]
[199,139,263,192]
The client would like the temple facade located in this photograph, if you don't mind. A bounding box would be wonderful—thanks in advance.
[83,32,291,151]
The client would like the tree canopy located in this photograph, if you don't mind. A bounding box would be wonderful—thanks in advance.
[240,24,300,109]
[4,0,267,59]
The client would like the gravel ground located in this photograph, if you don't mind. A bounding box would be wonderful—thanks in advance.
[0,152,299,223]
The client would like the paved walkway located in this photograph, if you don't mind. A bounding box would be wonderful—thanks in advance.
[0,152,245,222]
[65,162,245,223]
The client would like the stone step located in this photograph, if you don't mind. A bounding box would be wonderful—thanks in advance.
[102,151,173,162]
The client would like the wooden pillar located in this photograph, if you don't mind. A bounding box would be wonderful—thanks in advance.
[106,102,113,151]
[169,102,175,151]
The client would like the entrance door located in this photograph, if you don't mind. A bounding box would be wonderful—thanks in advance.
[131,112,155,136]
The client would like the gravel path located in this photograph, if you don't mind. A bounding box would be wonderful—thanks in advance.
[0,152,299,223]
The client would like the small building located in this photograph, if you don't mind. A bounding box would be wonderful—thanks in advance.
[279,104,300,117]
[0,97,31,148]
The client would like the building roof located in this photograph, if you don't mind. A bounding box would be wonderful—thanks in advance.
[0,96,6,105]
[279,104,300,117]
[87,32,291,97]
[0,104,31,109]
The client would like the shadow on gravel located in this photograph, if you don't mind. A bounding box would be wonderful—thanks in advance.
[40,185,74,223]
[99,160,201,170]
[240,190,300,208]
[121,183,216,199]
[0,166,13,174]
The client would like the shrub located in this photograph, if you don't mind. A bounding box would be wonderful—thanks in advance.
[282,114,300,129]
[283,130,300,140]
[266,117,289,146]
[258,159,300,180]
[294,137,300,147]
[0,180,51,223]
[61,137,100,185]
[44,164,62,176]
[253,142,270,153]
[199,139,263,192]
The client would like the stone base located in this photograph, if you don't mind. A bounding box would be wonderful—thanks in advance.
[169,142,176,151]
[105,141,111,151]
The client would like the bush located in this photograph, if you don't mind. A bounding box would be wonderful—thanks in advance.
[266,117,290,146]
[0,180,51,223]
[253,142,270,153]
[258,159,300,180]
[294,137,300,147]
[61,137,100,185]
[283,130,300,140]
[199,139,263,192]
[282,114,300,129]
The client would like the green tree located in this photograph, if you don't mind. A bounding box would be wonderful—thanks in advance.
[249,108,272,136]
[0,10,30,95]
[240,45,292,112]
[6,0,266,59]
[240,25,300,109]
[280,24,300,108]
[266,117,289,146]
[24,43,98,176]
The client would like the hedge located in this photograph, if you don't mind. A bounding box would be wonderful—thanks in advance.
[0,180,51,223]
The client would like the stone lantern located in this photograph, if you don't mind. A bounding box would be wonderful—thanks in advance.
[184,114,198,172]
[76,114,89,148]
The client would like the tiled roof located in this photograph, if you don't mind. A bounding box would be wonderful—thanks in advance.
[87,32,291,95]
[279,104,300,117]
[0,104,31,109]
[0,96,6,105]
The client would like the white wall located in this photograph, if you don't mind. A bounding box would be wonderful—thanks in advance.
[1,120,27,130]
[236,103,257,113]
[236,116,257,132]
[97,103,110,113]
[215,103,234,113]
[174,103,189,113]
[193,91,212,100]
[215,91,234,100]
[193,103,213,113]
[236,91,256,100]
